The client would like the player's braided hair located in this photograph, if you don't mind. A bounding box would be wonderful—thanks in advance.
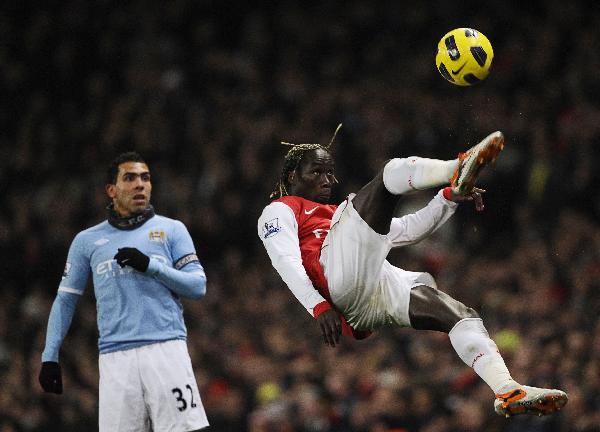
[270,124,342,200]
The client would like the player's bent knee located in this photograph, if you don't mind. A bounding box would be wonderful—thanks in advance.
[461,306,480,319]
[352,170,398,234]
[409,285,479,333]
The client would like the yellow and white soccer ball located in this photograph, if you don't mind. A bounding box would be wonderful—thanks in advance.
[435,28,494,86]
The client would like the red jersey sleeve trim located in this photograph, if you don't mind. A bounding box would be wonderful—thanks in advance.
[442,187,453,201]
[313,301,332,318]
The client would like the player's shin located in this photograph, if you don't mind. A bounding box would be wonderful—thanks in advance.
[382,157,456,194]
[449,318,518,394]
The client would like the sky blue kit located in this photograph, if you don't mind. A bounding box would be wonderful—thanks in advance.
[42,213,206,362]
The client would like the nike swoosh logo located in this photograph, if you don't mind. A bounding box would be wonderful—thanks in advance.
[304,206,319,215]
[452,62,467,75]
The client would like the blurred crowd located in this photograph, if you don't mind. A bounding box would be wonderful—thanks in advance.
[1,1,599,431]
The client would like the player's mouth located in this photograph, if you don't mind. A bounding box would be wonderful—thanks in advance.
[132,194,146,205]
[317,190,331,201]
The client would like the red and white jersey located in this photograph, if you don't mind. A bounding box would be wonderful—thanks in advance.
[258,196,336,316]
[258,190,458,339]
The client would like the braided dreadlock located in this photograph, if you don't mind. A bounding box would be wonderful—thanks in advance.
[270,124,342,200]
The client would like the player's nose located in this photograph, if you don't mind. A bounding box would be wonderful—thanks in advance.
[133,177,145,189]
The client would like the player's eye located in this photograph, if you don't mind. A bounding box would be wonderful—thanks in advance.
[141,173,151,181]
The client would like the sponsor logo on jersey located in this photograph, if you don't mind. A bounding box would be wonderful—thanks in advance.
[263,218,280,238]
[174,253,199,270]
[149,229,166,242]
[62,262,71,279]
[304,206,319,215]
[96,254,168,276]
[94,238,110,246]
[312,228,329,238]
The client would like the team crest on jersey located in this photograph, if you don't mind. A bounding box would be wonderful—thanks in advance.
[149,229,166,242]
[263,218,280,238]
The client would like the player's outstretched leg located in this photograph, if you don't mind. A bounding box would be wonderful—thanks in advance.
[353,157,457,234]
[353,131,505,234]
[409,285,568,418]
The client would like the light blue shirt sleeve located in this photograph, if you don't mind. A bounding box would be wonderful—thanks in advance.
[41,292,80,362]
[146,221,206,299]
[42,233,90,362]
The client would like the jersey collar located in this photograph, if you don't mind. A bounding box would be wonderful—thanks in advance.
[107,204,155,230]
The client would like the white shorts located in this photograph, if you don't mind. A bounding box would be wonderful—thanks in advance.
[99,339,209,432]
[320,197,436,331]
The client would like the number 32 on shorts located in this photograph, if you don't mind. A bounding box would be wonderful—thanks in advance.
[171,384,197,412]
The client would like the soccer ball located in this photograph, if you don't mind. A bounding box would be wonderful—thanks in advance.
[435,28,494,86]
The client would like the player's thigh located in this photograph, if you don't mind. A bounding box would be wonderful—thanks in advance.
[323,198,392,310]
[409,285,479,333]
[99,349,150,432]
[351,170,398,235]
[379,261,438,327]
[139,340,209,432]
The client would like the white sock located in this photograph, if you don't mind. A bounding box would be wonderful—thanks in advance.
[382,157,457,195]
[449,318,518,394]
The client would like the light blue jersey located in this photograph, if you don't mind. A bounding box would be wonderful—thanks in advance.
[42,214,206,361]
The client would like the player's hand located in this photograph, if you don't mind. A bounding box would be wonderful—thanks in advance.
[448,187,486,212]
[317,309,342,348]
[114,247,150,272]
[39,361,63,394]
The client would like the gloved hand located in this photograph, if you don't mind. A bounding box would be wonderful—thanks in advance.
[114,247,150,272]
[39,361,63,394]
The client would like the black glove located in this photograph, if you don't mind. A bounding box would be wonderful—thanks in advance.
[39,361,63,394]
[114,247,150,272]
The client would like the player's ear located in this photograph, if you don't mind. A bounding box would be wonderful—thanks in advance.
[105,183,116,199]
[287,170,296,185]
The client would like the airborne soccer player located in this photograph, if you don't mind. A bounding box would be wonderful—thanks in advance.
[257,127,568,418]
[39,152,209,431]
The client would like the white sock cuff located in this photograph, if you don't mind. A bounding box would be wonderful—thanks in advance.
[382,158,413,195]
[449,317,487,337]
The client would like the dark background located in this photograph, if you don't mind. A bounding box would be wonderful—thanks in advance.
[1,1,599,431]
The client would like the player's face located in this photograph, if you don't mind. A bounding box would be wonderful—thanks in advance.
[288,149,336,203]
[105,162,152,217]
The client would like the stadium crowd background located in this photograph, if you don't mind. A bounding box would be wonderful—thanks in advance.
[1,1,599,431]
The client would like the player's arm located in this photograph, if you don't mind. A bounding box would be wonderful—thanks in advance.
[258,202,341,346]
[258,202,330,315]
[388,188,460,247]
[113,222,206,299]
[40,233,90,394]
[145,254,206,299]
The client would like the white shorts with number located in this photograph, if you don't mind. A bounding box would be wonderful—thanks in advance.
[99,339,209,432]
[320,197,436,331]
